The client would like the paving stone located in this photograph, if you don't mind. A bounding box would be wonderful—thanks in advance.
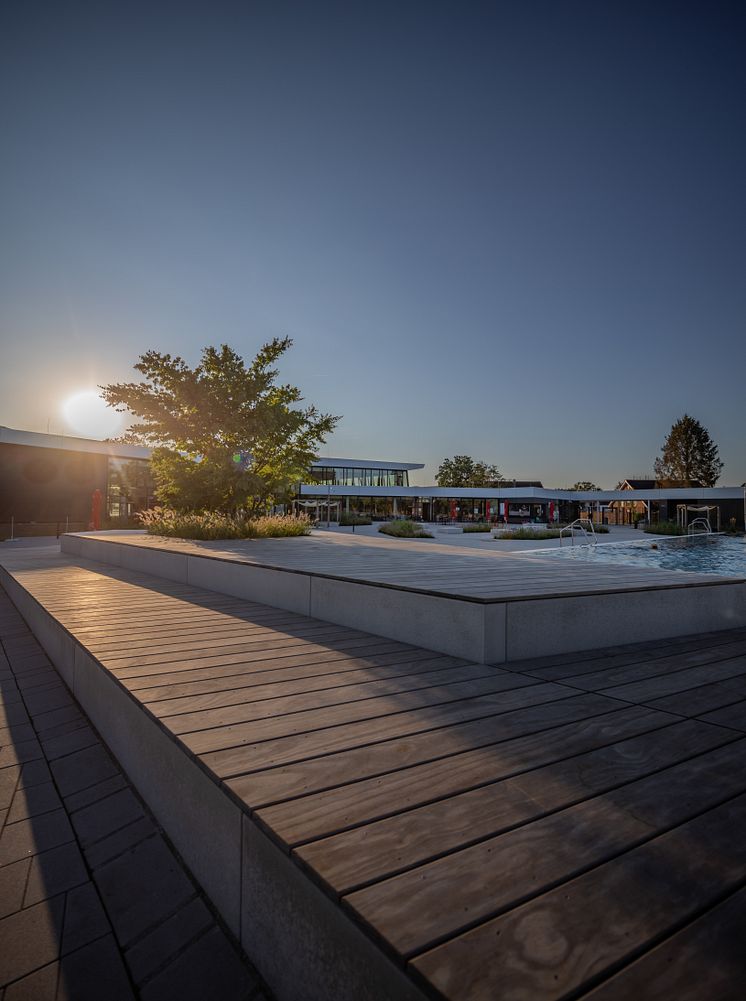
[0,681,22,706]
[24,843,89,907]
[0,738,43,770]
[61,883,112,955]
[94,835,195,947]
[3,960,58,1001]
[124,896,212,985]
[64,774,128,814]
[22,688,73,717]
[49,745,118,797]
[0,703,30,730]
[0,894,64,985]
[84,817,158,870]
[32,706,84,735]
[40,726,99,763]
[6,781,62,824]
[71,787,146,849]
[0,858,30,919]
[140,926,259,1001]
[56,935,136,1001]
[0,810,75,867]
[0,723,35,746]
[35,718,89,744]
[0,765,19,812]
[17,759,52,788]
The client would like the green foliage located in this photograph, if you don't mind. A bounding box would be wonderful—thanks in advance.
[571,481,601,491]
[339,513,372,526]
[435,455,503,488]
[378,520,433,539]
[101,339,340,514]
[137,507,311,540]
[654,414,723,487]
[644,521,685,536]
[462,523,491,533]
[496,528,562,540]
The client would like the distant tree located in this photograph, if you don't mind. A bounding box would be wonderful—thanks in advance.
[654,414,723,487]
[571,481,601,491]
[101,339,340,514]
[436,455,503,488]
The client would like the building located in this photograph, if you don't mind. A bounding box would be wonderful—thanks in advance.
[2,425,744,536]
[0,426,152,536]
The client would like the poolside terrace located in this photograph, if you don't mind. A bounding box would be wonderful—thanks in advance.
[1,539,746,999]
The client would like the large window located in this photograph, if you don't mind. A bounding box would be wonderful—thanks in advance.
[309,465,409,487]
[107,458,154,519]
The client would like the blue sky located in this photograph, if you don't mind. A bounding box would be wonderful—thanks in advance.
[1,1,744,487]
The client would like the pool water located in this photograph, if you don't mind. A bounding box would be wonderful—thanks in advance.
[543,534,746,577]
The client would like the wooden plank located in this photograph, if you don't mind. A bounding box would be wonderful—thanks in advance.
[346,737,746,957]
[199,681,577,777]
[145,654,471,717]
[226,692,621,807]
[600,657,746,704]
[698,699,746,732]
[293,718,737,891]
[559,639,746,691]
[165,662,502,734]
[181,671,543,755]
[411,792,746,1001]
[645,674,746,717]
[581,885,746,1000]
[124,641,416,696]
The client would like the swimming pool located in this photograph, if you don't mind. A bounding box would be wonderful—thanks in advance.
[542,534,746,577]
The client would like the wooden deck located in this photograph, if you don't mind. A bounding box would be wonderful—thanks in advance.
[67,530,739,600]
[3,545,746,1000]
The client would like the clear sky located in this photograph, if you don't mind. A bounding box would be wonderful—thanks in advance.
[1,1,744,488]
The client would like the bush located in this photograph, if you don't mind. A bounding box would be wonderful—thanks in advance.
[462,524,491,533]
[339,513,372,526]
[378,520,433,539]
[644,521,685,536]
[137,507,311,540]
[496,528,562,540]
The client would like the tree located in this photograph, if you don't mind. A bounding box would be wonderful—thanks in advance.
[571,481,601,491]
[435,455,503,488]
[101,339,340,513]
[653,414,723,487]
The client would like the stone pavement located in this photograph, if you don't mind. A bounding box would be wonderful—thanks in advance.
[0,586,271,1001]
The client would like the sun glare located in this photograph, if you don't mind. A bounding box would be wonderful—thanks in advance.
[62,390,123,438]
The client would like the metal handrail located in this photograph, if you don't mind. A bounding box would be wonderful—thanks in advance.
[559,517,597,547]
[688,517,712,536]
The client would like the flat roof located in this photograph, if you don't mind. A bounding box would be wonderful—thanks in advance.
[0,425,151,460]
[313,456,425,471]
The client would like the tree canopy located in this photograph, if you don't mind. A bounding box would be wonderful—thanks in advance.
[101,338,340,513]
[435,455,503,488]
[571,481,601,491]
[653,414,723,487]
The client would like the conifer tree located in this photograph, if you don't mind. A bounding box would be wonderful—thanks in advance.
[654,414,723,487]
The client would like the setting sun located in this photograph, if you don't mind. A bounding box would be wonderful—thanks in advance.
[62,389,123,438]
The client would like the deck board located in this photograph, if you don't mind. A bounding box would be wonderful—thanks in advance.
[2,545,746,1000]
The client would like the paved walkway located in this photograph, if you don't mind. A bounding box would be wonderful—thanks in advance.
[2,545,746,999]
[0,586,270,1001]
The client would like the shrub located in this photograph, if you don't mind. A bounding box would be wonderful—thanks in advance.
[496,528,562,540]
[462,524,491,533]
[644,521,685,536]
[339,513,372,526]
[137,507,311,540]
[378,520,433,539]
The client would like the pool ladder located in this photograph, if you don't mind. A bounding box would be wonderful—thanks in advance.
[559,518,598,547]
[687,517,712,536]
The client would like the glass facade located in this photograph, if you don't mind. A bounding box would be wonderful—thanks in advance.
[309,465,408,488]
[106,458,154,520]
